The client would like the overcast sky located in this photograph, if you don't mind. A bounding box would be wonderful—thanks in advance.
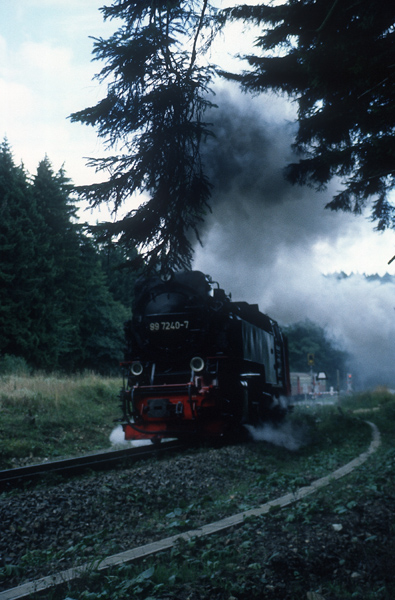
[1,1,112,182]
[2,1,395,386]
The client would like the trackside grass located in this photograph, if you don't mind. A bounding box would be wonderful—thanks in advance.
[0,373,121,469]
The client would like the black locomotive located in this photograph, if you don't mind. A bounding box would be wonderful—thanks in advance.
[121,270,291,441]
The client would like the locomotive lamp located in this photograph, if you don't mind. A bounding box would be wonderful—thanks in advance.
[131,361,143,376]
[190,356,205,372]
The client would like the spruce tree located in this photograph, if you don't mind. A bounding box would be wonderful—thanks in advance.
[70,0,219,274]
[31,158,81,368]
[70,1,395,267]
[0,143,132,372]
[32,157,130,372]
[74,237,130,373]
[95,238,140,309]
[0,140,47,361]
[222,0,395,227]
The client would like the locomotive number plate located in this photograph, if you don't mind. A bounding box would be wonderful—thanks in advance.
[149,320,189,332]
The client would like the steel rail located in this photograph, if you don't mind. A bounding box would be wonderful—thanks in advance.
[0,440,184,491]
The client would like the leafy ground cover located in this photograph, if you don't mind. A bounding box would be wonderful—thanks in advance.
[57,453,393,598]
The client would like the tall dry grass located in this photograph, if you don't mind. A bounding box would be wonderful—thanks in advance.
[0,372,121,467]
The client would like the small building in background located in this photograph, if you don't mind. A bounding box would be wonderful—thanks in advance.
[290,371,328,399]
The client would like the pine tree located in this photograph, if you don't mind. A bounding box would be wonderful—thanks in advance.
[30,157,81,368]
[0,143,132,372]
[73,237,130,373]
[70,0,219,274]
[32,157,130,372]
[0,140,47,360]
[95,238,140,309]
[222,0,395,228]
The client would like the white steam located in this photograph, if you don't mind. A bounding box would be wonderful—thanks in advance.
[194,89,395,388]
[109,424,151,447]
[245,420,309,451]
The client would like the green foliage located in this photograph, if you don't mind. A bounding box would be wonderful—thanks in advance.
[63,237,130,373]
[341,387,394,410]
[70,1,221,274]
[342,389,395,438]
[0,140,48,359]
[96,240,139,309]
[222,0,395,229]
[0,355,30,376]
[283,319,348,385]
[0,140,136,373]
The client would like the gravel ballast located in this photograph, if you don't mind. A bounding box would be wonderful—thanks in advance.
[0,444,266,590]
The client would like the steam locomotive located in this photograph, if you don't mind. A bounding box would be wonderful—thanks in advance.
[120,270,291,442]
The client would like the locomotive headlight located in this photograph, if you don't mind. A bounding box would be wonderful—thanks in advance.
[190,356,205,372]
[131,362,143,376]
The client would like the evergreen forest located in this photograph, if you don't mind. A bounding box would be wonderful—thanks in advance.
[0,140,138,375]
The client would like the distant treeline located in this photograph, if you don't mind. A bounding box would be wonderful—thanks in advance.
[0,140,139,374]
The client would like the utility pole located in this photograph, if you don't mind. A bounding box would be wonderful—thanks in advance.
[307,353,315,397]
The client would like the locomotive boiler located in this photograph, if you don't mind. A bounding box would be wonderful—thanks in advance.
[120,270,291,442]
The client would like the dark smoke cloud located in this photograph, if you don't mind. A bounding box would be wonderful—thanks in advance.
[193,89,395,389]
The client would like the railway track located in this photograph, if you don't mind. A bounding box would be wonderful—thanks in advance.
[0,440,185,491]
[0,421,381,600]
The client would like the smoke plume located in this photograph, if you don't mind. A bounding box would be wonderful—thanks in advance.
[193,89,395,389]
